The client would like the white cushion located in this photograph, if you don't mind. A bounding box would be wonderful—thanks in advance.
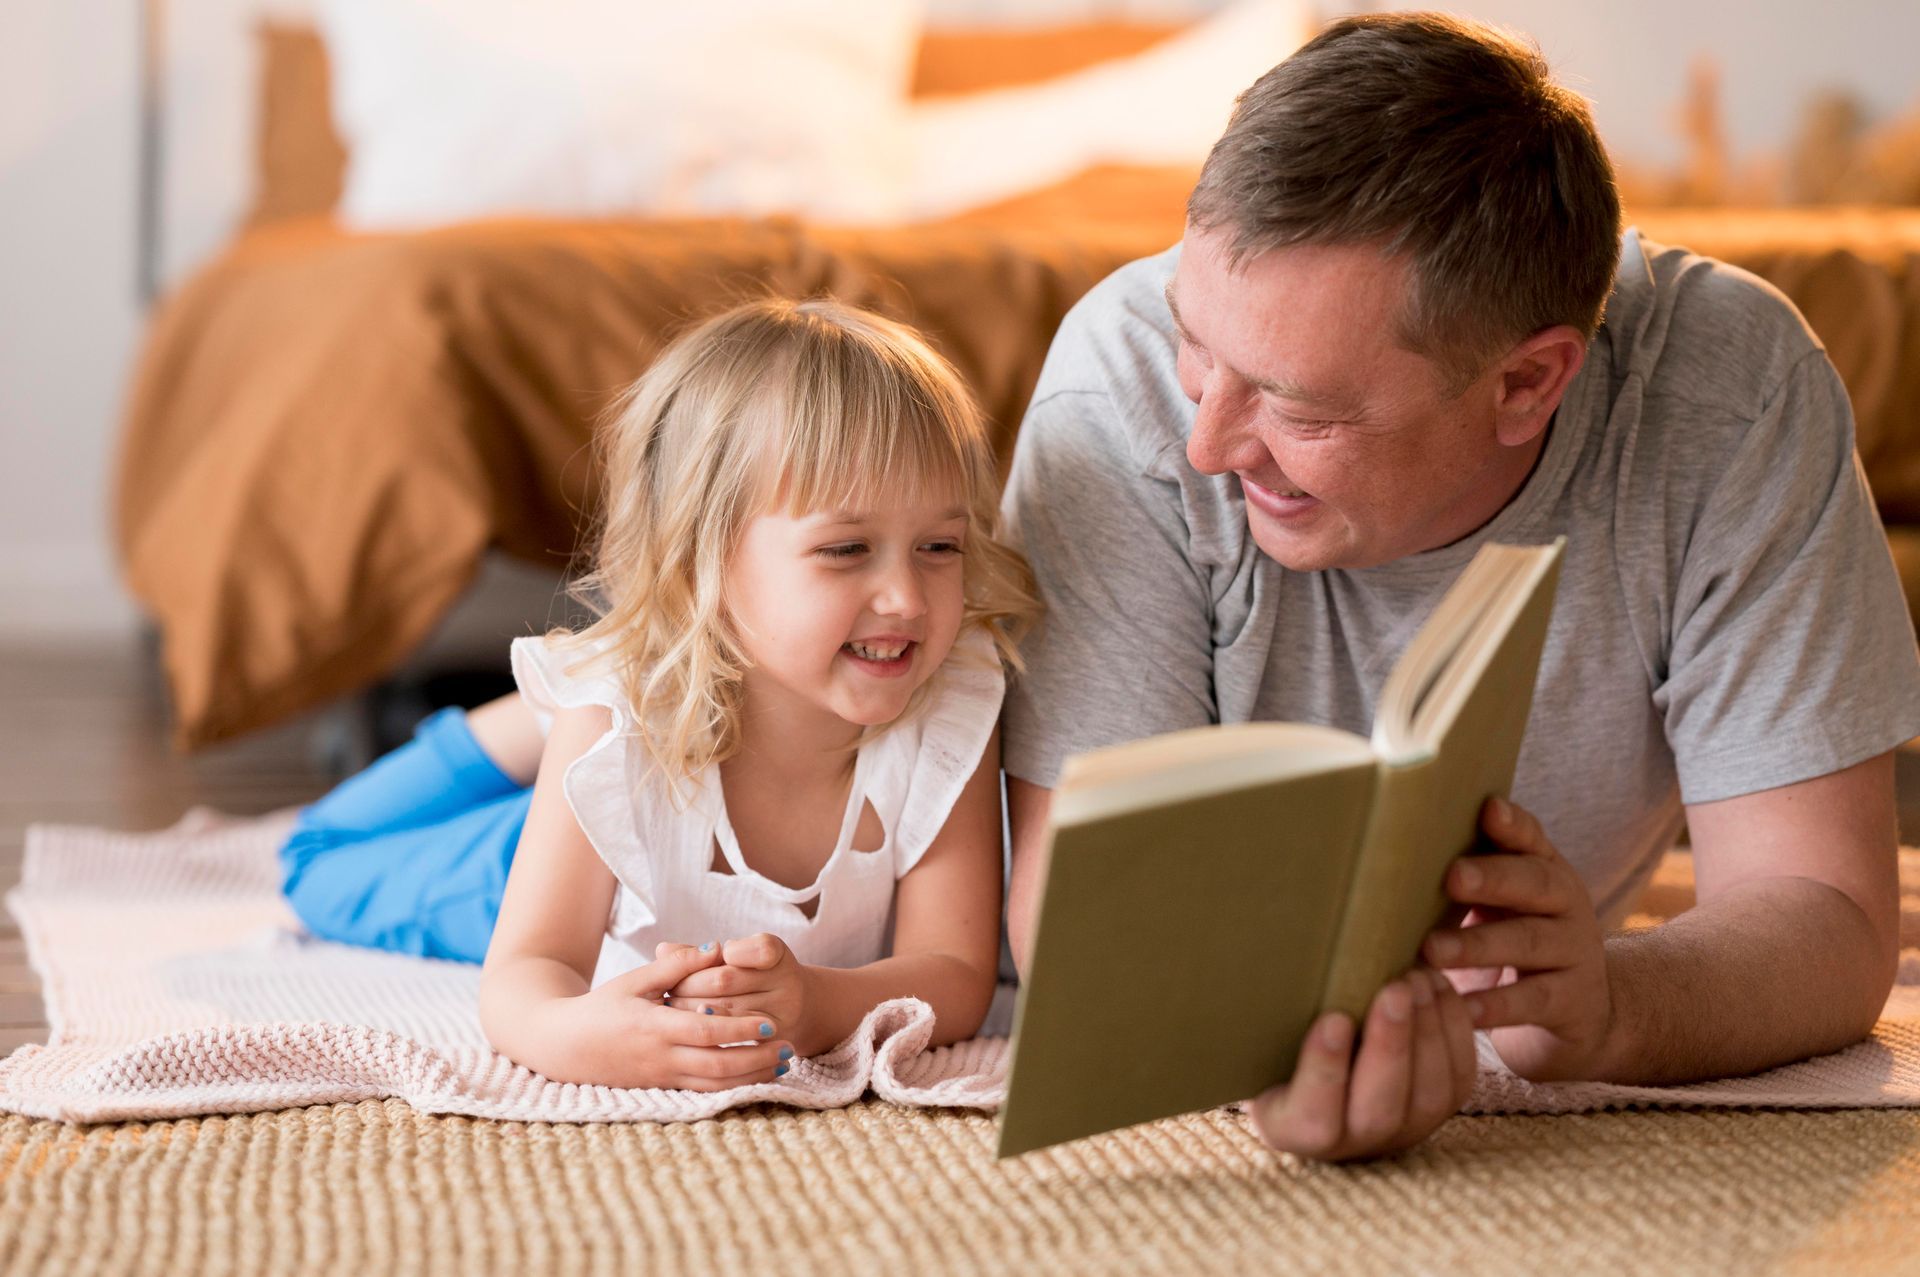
[320,0,926,230]
[903,0,1313,220]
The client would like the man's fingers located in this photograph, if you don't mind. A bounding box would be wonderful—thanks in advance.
[1481,796,1552,855]
[1430,970,1481,1102]
[1446,852,1573,915]
[1463,970,1577,1030]
[1248,1013,1355,1157]
[1424,913,1579,973]
[1399,973,1461,1138]
[1343,981,1417,1150]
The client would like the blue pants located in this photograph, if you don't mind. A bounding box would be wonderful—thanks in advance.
[278,707,534,963]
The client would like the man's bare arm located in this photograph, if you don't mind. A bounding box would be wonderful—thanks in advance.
[1591,751,1899,1083]
[1006,777,1055,977]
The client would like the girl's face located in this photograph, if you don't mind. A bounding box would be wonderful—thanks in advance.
[724,485,971,746]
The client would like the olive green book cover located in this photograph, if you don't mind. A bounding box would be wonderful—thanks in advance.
[997,539,1564,1158]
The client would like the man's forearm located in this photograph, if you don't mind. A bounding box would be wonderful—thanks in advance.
[1005,777,1054,977]
[1592,875,1895,1085]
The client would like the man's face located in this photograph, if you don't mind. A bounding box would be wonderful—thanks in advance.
[1169,225,1538,572]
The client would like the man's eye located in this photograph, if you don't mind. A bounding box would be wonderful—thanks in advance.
[816,543,866,560]
[1273,410,1336,433]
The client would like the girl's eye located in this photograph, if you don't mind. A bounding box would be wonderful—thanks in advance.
[816,543,867,560]
[920,540,963,556]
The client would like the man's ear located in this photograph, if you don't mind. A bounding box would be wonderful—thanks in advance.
[1491,325,1588,447]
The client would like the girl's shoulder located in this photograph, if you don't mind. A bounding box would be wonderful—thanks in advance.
[879,625,1008,875]
[509,631,636,733]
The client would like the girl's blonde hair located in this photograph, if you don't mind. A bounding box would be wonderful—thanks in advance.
[555,296,1040,782]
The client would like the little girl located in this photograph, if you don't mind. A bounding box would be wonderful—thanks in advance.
[277,297,1039,1092]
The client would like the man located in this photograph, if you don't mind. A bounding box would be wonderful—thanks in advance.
[1001,12,1920,1162]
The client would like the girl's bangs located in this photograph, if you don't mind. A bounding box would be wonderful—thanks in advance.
[768,352,977,518]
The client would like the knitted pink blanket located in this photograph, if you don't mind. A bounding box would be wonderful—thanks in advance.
[2,810,1916,1124]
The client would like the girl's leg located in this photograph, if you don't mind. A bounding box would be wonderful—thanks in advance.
[464,693,546,787]
[280,786,533,963]
[279,703,537,962]
[296,705,522,834]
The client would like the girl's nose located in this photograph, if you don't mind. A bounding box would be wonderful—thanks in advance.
[874,560,927,620]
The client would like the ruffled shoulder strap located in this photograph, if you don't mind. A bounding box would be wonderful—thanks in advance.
[509,632,661,927]
[510,632,630,734]
[889,626,1007,877]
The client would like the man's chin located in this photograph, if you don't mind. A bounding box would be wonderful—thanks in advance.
[1247,523,1354,573]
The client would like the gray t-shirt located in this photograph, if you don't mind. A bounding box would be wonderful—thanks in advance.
[1001,231,1920,927]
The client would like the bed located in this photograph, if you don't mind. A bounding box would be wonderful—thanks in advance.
[115,20,1920,749]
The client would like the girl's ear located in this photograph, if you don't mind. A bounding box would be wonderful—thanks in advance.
[1492,325,1588,448]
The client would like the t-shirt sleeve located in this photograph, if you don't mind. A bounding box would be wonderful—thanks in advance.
[1000,389,1218,788]
[1656,349,1920,803]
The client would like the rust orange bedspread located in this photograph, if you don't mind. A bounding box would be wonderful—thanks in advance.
[114,192,1920,748]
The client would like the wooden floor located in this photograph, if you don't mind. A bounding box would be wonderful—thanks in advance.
[6,637,1920,1057]
[0,637,337,1053]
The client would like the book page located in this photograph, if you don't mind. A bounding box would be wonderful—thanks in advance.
[1053,721,1374,826]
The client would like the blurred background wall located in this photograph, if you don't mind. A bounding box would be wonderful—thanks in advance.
[2,0,1917,638]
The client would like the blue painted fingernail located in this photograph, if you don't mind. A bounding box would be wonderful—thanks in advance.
[699,942,715,953]
[778,1046,794,1062]
[702,1006,714,1015]
[759,1022,773,1038]
[775,1063,789,1077]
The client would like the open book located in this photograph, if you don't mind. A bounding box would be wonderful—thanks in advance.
[997,538,1565,1158]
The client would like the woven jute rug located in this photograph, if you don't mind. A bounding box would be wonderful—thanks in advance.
[3,1099,1919,1275]
[5,820,1920,1272]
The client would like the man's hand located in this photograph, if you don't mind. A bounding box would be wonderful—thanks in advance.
[1422,796,1613,1081]
[662,933,813,1049]
[1247,969,1478,1160]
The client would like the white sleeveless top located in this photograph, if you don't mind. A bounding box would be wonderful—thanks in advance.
[509,627,1006,989]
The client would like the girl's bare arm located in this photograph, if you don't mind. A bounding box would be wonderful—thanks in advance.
[805,725,1006,1049]
[664,728,1006,1056]
[477,704,620,1069]
[478,704,790,1087]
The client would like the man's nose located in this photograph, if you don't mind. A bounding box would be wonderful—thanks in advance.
[1186,377,1260,476]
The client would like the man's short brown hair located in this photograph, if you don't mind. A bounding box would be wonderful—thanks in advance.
[1187,12,1622,391]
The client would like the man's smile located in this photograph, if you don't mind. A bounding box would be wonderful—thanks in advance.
[1241,473,1319,518]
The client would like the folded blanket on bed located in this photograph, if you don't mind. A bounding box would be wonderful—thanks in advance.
[3,810,1917,1125]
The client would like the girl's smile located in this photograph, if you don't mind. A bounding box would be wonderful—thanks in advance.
[841,636,918,677]
[726,491,970,750]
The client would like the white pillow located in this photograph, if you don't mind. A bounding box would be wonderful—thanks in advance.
[904,0,1313,221]
[320,0,926,230]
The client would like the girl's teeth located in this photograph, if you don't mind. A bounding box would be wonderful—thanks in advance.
[849,641,908,661]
